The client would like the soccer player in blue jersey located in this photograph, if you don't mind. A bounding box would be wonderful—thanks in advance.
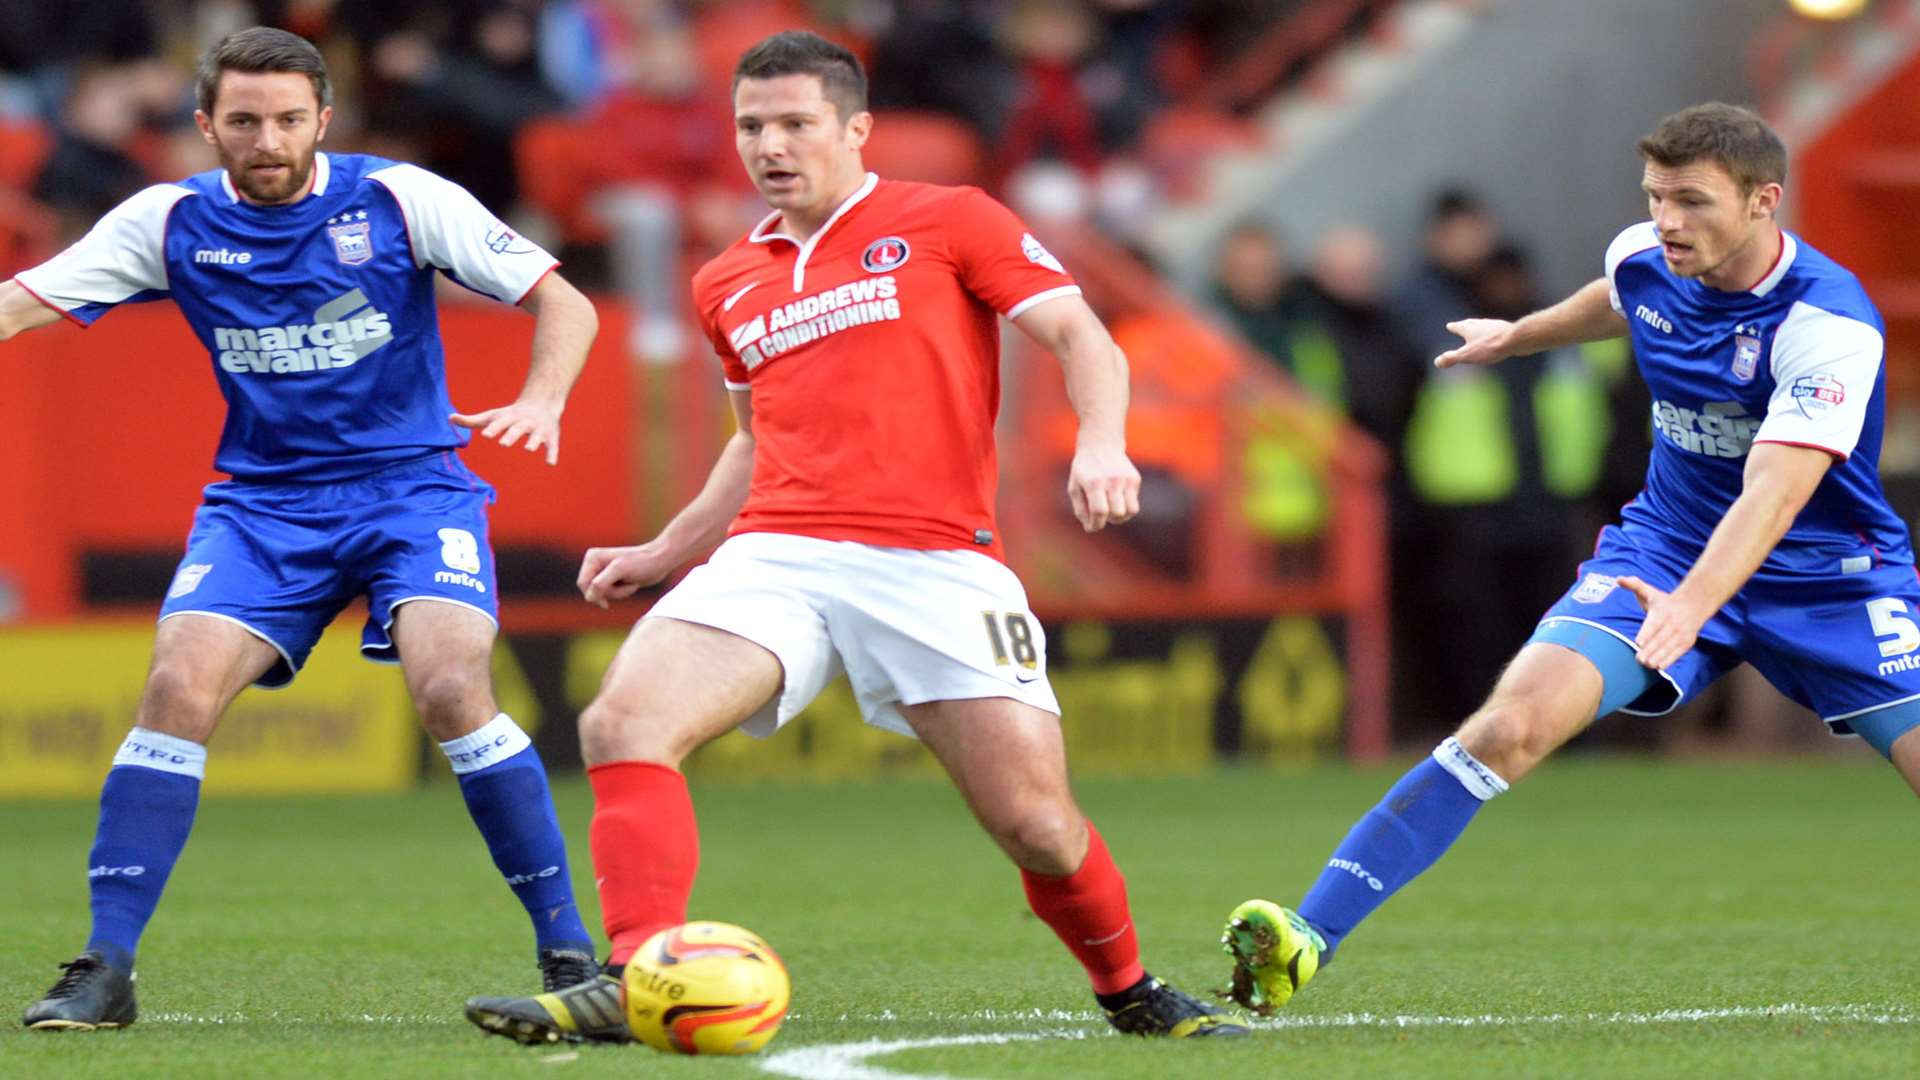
[0,28,603,1030]
[1222,103,1920,1012]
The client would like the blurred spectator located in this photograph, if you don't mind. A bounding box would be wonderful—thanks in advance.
[518,11,747,353]
[1293,224,1422,450]
[358,0,565,210]
[999,0,1104,176]
[996,0,1155,181]
[1210,219,1306,369]
[867,1,1010,138]
[1396,242,1609,736]
[0,0,161,118]
[32,67,154,239]
[1211,221,1419,452]
[1392,187,1498,365]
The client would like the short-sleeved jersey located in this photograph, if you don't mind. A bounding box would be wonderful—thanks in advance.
[1605,221,1910,573]
[690,174,1081,560]
[14,152,557,482]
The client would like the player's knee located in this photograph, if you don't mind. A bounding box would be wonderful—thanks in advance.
[1456,700,1556,779]
[579,696,676,767]
[408,669,491,739]
[137,663,223,741]
[987,805,1086,875]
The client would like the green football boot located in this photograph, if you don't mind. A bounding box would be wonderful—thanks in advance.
[1221,900,1326,1014]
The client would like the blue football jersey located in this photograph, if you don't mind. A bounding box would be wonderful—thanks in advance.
[1604,222,1909,573]
[16,152,557,482]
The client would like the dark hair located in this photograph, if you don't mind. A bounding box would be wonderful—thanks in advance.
[732,30,867,121]
[1637,103,1785,193]
[1427,186,1485,224]
[1481,242,1531,275]
[195,27,331,115]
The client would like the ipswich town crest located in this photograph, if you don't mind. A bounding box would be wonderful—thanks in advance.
[1732,323,1761,383]
[327,211,373,266]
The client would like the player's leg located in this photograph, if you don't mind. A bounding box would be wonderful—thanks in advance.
[1830,700,1920,796]
[389,599,595,986]
[351,457,594,984]
[465,616,786,1045]
[23,614,277,1031]
[1224,637,1649,1013]
[577,617,783,963]
[902,696,1245,1037]
[1222,533,1740,1012]
[1891,726,1920,796]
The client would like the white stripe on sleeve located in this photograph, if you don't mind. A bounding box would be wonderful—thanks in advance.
[368,163,557,304]
[14,184,189,315]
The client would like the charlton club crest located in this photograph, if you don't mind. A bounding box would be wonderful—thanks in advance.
[861,236,911,273]
[327,211,373,266]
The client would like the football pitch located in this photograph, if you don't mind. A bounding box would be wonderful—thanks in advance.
[5,757,1917,1078]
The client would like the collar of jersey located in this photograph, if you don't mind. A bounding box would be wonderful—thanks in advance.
[1747,230,1796,298]
[219,151,332,205]
[747,171,880,292]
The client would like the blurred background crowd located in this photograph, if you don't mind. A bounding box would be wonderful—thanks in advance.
[2,0,1906,765]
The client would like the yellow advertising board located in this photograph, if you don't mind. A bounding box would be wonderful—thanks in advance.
[0,624,418,799]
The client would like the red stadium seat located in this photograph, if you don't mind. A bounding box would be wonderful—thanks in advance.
[693,1,861,92]
[862,111,987,188]
[0,119,51,190]
[515,117,608,243]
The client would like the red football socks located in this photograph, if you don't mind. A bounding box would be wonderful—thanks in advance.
[1019,822,1145,994]
[588,761,699,966]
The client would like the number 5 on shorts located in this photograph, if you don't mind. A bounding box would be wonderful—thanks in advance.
[982,611,1039,669]
[1867,597,1920,658]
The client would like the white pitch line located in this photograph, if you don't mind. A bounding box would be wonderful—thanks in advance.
[1251,1002,1918,1029]
[147,1011,456,1025]
[760,1031,1088,1080]
[758,1003,1918,1080]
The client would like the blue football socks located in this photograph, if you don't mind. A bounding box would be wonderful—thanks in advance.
[86,729,207,971]
[440,714,592,952]
[1297,737,1508,959]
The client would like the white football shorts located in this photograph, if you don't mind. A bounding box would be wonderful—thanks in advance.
[644,532,1060,738]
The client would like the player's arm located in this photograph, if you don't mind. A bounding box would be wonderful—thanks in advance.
[1618,441,1833,669]
[1011,294,1142,531]
[450,272,597,465]
[1436,278,1627,368]
[578,390,756,608]
[0,280,66,341]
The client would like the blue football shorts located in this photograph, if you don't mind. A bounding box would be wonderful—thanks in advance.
[157,452,499,687]
[1533,522,1920,737]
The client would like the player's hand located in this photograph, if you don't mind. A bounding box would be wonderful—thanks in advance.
[1067,442,1141,532]
[1617,575,1710,671]
[451,400,563,465]
[578,541,677,609]
[1433,318,1518,368]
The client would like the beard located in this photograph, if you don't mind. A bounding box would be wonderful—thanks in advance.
[223,147,315,205]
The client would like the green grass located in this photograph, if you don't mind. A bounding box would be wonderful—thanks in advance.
[5,757,1918,1078]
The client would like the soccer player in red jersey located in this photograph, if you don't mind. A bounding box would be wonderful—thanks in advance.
[464,30,1248,1043]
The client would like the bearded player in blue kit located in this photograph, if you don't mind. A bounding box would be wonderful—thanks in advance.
[1222,103,1920,1013]
[0,28,603,1029]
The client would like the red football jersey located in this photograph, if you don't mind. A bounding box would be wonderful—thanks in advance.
[691,174,1081,561]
